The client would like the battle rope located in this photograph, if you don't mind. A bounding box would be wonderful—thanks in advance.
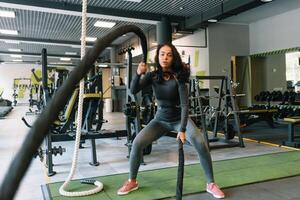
[0,24,147,200]
[176,140,184,200]
[58,0,103,196]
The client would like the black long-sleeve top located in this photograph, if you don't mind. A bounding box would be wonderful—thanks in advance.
[130,71,189,132]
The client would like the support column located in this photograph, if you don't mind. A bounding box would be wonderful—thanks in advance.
[110,46,120,86]
[156,16,172,45]
[110,47,116,65]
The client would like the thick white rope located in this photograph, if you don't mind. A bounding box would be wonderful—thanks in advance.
[59,0,103,196]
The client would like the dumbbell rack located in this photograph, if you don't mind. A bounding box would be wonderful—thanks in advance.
[253,89,300,120]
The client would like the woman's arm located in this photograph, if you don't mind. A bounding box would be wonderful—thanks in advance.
[130,72,152,94]
[178,81,189,132]
[130,62,152,94]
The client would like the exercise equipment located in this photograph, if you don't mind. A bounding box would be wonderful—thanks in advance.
[282,117,300,147]
[0,107,13,118]
[0,91,12,107]
[59,1,104,196]
[22,49,119,176]
[0,91,13,118]
[28,67,68,115]
[12,78,31,106]
[192,76,244,149]
[189,79,209,127]
[123,47,141,158]
[140,86,155,126]
[0,25,148,200]
[176,140,184,200]
[238,108,278,128]
[254,90,297,105]
[12,88,17,106]
[122,47,154,158]
[27,69,43,114]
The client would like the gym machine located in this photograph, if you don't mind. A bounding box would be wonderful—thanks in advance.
[122,47,154,159]
[22,48,127,176]
[12,78,31,106]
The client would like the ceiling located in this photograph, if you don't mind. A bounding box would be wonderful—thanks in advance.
[223,0,300,24]
[0,0,274,66]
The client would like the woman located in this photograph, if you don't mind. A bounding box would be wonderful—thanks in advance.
[118,43,225,199]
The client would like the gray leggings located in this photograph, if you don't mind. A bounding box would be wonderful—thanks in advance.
[129,117,214,183]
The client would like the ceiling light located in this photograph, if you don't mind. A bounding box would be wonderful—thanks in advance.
[98,64,109,68]
[85,37,97,42]
[4,40,20,44]
[0,10,15,18]
[49,62,73,65]
[152,42,158,45]
[60,57,71,61]
[65,52,77,55]
[8,48,22,52]
[70,45,81,48]
[94,21,116,28]
[123,0,143,3]
[12,59,22,62]
[260,0,272,2]
[10,54,22,58]
[0,29,18,35]
[1,39,94,48]
[208,19,218,23]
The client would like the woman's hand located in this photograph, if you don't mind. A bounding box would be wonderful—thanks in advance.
[177,131,186,144]
[137,62,147,75]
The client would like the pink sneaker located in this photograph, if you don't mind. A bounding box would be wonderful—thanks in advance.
[117,180,139,195]
[206,183,225,199]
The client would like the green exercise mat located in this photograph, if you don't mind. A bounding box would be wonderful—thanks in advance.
[45,151,300,200]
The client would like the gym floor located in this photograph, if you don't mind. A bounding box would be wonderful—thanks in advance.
[0,106,298,200]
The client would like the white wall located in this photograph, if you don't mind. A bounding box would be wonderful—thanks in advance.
[0,64,39,103]
[172,29,207,47]
[173,29,209,79]
[207,23,249,105]
[208,23,249,75]
[250,6,300,54]
[265,54,286,91]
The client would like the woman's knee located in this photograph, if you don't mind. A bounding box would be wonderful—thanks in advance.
[132,140,142,151]
[188,131,206,146]
[132,136,149,152]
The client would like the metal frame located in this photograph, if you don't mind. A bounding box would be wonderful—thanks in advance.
[194,75,245,149]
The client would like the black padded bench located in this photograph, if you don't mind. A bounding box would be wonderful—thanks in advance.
[282,117,300,147]
[239,109,278,128]
[0,106,13,118]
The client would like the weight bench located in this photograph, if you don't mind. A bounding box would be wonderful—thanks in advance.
[239,109,278,128]
[282,117,300,147]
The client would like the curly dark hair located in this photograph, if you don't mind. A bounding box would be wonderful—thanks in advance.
[154,43,190,83]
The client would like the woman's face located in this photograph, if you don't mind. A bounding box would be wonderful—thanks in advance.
[158,45,173,71]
